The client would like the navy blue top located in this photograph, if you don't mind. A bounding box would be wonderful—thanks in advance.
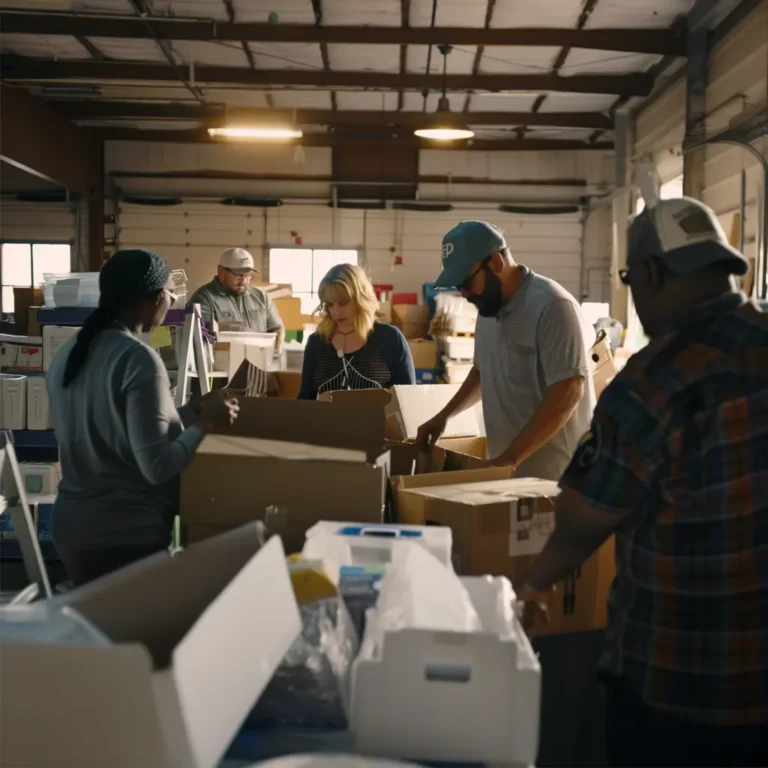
[298,322,416,400]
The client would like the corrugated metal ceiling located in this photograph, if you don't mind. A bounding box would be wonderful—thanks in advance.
[328,44,401,73]
[490,0,583,28]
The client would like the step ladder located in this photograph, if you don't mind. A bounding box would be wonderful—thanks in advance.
[174,303,212,408]
[0,430,52,601]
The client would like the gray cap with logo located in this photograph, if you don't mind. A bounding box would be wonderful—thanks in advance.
[435,220,507,288]
[628,197,749,276]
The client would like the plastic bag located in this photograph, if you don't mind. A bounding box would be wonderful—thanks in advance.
[376,542,481,634]
[0,604,111,647]
[247,597,358,729]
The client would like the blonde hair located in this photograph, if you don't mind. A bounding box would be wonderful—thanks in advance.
[315,263,378,341]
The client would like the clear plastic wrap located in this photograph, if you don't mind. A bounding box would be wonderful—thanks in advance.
[0,603,111,647]
[375,542,481,635]
[247,596,359,729]
[251,756,421,768]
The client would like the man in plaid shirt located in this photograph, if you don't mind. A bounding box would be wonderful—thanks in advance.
[521,197,768,767]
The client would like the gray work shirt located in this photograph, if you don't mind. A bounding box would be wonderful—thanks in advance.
[188,277,284,332]
[474,266,596,480]
[47,329,205,550]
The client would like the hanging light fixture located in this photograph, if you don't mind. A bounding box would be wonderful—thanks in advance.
[414,44,475,142]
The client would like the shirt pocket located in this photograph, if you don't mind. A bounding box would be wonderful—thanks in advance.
[499,338,537,388]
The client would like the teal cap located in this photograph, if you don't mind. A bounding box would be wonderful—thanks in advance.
[435,220,507,288]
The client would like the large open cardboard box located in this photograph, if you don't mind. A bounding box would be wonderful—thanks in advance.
[319,384,484,445]
[398,479,615,637]
[0,525,300,768]
[180,398,390,552]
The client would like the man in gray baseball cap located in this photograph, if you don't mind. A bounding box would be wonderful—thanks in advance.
[418,220,596,480]
[188,247,285,393]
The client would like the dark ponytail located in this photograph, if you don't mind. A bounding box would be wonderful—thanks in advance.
[61,249,170,388]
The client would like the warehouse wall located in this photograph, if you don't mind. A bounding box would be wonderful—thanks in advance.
[633,0,767,272]
[700,0,767,268]
[106,141,614,302]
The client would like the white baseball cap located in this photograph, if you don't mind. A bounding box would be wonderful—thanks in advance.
[219,247,259,275]
[629,197,749,275]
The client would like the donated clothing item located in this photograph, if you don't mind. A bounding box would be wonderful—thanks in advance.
[46,329,206,553]
[298,322,415,400]
[188,277,283,332]
[474,266,595,479]
[60,544,169,587]
[561,292,768,726]
[605,683,768,768]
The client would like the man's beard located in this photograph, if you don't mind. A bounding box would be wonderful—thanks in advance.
[466,269,504,317]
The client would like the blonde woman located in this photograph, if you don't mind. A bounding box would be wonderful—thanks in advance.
[298,263,415,399]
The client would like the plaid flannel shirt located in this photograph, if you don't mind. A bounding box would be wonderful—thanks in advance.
[561,292,768,726]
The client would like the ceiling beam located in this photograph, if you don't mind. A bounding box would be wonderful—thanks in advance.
[0,12,686,54]
[466,0,498,112]
[109,169,590,186]
[96,126,614,150]
[54,101,613,129]
[222,0,256,70]
[3,57,654,96]
[397,0,410,111]
[75,35,108,60]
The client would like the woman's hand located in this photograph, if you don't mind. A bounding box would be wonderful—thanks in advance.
[198,397,240,433]
[195,388,247,414]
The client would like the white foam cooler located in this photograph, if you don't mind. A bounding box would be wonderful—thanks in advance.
[350,575,541,766]
[303,522,453,568]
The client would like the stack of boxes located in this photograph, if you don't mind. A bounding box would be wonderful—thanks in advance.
[389,295,437,384]
[429,292,478,384]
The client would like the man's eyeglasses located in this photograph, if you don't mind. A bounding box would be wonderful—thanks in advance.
[458,257,491,291]
[223,267,253,280]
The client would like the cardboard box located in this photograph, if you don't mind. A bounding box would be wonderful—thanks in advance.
[0,527,301,768]
[273,371,302,399]
[180,398,390,552]
[391,466,515,524]
[376,300,393,324]
[213,331,276,379]
[398,478,615,636]
[27,375,51,430]
[43,326,79,371]
[392,304,429,340]
[589,330,617,399]
[273,297,304,331]
[320,385,484,444]
[0,374,27,429]
[12,287,44,334]
[27,306,42,337]
[407,339,438,370]
[0,333,43,371]
[2,461,60,497]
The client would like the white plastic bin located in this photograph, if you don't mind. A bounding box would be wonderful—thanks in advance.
[351,575,541,766]
[304,522,453,569]
[440,336,475,360]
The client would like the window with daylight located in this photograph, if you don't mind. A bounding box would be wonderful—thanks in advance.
[268,248,359,315]
[1,243,71,314]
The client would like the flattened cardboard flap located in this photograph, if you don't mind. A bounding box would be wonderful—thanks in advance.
[224,397,385,461]
[196,435,366,464]
[389,385,484,441]
[56,523,272,667]
[403,478,560,506]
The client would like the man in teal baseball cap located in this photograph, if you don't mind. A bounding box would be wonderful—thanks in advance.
[419,219,596,481]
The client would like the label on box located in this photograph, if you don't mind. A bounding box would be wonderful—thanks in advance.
[508,500,555,557]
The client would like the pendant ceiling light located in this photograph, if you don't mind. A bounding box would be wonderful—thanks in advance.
[414,44,475,142]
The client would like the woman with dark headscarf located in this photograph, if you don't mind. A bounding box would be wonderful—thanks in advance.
[46,249,240,586]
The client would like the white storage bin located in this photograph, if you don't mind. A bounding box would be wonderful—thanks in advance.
[304,522,453,568]
[43,273,100,308]
[351,575,541,766]
[442,359,474,385]
[440,336,475,360]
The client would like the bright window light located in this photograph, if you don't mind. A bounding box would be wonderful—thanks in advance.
[208,126,303,140]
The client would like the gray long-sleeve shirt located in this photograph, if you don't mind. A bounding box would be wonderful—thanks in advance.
[46,328,205,550]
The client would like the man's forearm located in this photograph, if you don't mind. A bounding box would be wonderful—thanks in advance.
[497,376,583,467]
[524,526,610,590]
[440,366,482,419]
